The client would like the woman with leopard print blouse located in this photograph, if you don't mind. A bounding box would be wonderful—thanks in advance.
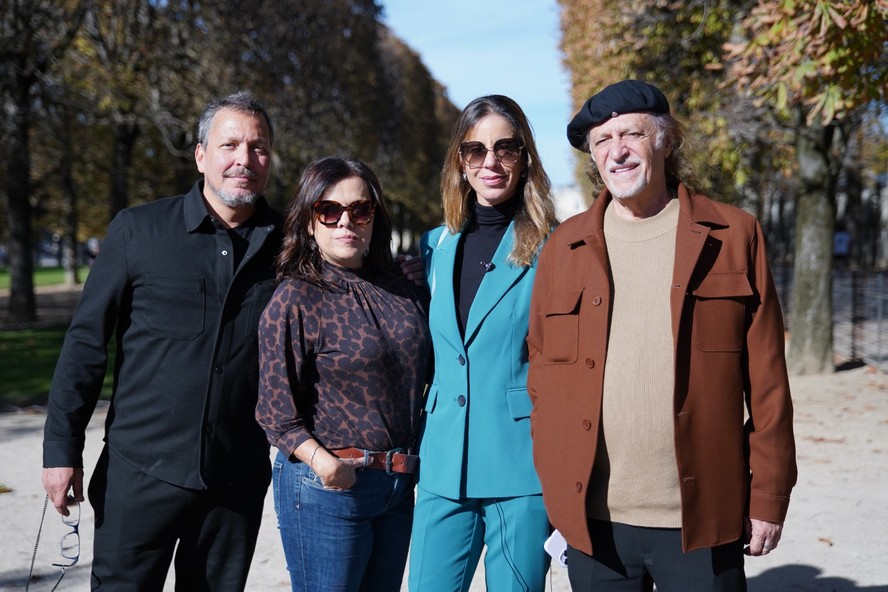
[256,155,432,592]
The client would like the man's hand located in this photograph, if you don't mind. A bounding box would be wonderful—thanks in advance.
[396,254,425,286]
[42,467,84,516]
[744,517,783,556]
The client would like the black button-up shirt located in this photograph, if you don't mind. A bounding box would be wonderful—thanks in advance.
[43,181,283,489]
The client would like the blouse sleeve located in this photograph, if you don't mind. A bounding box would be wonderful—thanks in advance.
[255,280,315,456]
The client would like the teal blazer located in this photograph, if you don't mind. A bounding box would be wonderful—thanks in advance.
[417,223,542,499]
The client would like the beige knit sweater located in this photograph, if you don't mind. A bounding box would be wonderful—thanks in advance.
[587,198,682,528]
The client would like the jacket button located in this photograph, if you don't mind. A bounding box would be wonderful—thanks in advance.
[457,395,466,407]
[575,482,583,493]
[457,355,466,366]
[592,296,602,305]
[583,419,592,430]
[585,358,595,369]
[214,366,223,374]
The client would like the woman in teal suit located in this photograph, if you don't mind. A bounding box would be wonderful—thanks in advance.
[409,95,558,592]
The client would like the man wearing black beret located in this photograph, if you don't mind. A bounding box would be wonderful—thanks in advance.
[527,80,797,590]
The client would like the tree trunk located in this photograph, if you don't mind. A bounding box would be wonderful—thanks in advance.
[4,74,37,322]
[108,121,140,218]
[61,138,81,288]
[786,117,838,374]
[878,184,888,269]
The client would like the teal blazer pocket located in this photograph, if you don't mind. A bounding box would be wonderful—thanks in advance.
[506,387,533,420]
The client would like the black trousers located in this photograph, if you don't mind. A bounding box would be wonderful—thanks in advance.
[88,446,270,591]
[566,520,746,592]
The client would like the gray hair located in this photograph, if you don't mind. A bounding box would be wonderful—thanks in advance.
[197,90,274,147]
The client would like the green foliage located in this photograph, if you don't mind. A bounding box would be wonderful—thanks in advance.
[557,0,886,374]
[557,0,762,203]
[725,0,888,125]
[1,0,457,320]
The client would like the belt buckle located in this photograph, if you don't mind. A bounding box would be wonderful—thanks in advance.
[384,449,397,475]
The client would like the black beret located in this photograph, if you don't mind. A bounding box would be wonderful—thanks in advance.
[567,80,670,151]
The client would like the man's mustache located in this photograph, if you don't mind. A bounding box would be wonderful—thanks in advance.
[224,168,258,180]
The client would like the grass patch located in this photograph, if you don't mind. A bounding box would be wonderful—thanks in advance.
[0,326,114,407]
[1,266,109,408]
[0,266,91,290]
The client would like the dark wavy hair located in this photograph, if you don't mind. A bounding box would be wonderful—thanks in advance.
[276,155,393,286]
[440,95,556,267]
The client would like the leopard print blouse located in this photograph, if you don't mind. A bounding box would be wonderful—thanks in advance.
[256,263,431,456]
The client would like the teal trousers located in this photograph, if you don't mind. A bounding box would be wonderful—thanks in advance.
[408,488,550,592]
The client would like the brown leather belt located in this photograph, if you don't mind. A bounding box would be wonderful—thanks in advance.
[332,447,418,475]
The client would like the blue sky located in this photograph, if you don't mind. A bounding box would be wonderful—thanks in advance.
[380,1,577,188]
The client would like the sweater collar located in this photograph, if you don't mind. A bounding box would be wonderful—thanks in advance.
[471,195,520,228]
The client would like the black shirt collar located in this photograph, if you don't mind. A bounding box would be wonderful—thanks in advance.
[183,179,277,233]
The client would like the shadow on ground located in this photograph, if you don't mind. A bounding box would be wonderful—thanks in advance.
[749,564,888,591]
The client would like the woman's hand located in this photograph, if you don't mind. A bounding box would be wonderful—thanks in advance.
[293,439,363,490]
[312,452,362,490]
[396,254,425,286]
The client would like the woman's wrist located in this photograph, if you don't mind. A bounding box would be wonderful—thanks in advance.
[308,443,322,472]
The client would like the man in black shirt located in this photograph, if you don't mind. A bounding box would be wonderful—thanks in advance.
[42,91,282,590]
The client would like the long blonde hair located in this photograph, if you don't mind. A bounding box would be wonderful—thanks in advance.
[440,95,557,267]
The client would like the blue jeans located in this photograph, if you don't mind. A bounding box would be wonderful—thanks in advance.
[272,450,415,592]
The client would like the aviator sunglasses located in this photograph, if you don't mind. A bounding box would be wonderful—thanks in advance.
[459,138,524,168]
[312,200,375,227]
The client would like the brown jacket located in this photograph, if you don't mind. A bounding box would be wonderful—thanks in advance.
[527,185,797,555]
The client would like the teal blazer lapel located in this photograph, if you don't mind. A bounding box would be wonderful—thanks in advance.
[464,223,527,346]
[428,229,465,351]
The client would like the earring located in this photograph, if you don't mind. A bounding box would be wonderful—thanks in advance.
[462,172,467,182]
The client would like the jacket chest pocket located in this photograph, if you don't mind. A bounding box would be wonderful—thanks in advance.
[542,288,583,364]
[145,275,206,340]
[691,272,752,352]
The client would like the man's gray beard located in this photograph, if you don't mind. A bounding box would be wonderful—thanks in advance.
[209,181,259,208]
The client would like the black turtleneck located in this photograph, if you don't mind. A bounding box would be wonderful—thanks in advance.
[454,197,520,336]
